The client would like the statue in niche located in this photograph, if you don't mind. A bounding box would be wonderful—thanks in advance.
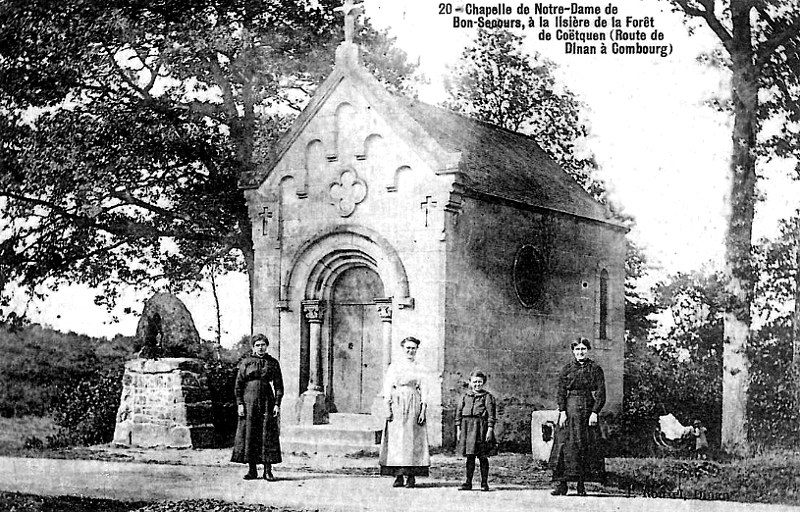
[134,292,202,359]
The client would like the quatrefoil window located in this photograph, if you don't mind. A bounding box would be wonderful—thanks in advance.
[329,169,367,217]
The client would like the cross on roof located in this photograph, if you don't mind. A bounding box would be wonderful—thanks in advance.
[333,0,364,43]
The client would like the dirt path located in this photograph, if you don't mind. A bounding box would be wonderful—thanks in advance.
[1,455,798,512]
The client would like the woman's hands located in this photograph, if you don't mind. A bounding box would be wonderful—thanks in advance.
[557,411,567,427]
[417,404,427,425]
[237,405,279,418]
[486,426,495,443]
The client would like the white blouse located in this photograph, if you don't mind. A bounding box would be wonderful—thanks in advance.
[382,358,431,404]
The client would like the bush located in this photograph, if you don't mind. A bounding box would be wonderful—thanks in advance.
[205,359,239,447]
[49,366,124,447]
[618,272,723,456]
[748,317,800,449]
[607,453,800,505]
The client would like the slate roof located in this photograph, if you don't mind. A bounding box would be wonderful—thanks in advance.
[398,98,621,227]
[240,44,623,229]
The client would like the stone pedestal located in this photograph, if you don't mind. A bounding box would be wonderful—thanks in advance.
[113,358,215,448]
[531,409,559,462]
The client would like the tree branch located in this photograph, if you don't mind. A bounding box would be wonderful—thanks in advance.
[672,0,734,52]
[755,7,800,72]
[206,52,239,120]
[1,191,221,243]
[102,43,152,101]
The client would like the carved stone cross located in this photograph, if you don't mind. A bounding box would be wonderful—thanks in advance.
[259,206,273,236]
[421,196,438,227]
[334,0,364,43]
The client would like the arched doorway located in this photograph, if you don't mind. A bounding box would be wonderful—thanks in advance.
[330,266,384,414]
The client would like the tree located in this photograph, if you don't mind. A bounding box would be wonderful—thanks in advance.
[752,212,800,446]
[0,0,417,321]
[625,239,661,343]
[443,28,606,199]
[668,0,800,452]
[621,270,724,454]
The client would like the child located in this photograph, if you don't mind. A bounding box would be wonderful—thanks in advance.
[692,420,708,459]
[455,370,497,491]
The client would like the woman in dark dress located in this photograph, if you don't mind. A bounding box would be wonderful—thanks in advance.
[549,337,606,496]
[231,334,284,480]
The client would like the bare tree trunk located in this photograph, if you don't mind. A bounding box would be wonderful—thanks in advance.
[793,221,800,367]
[721,0,758,455]
[240,219,256,336]
[210,266,222,360]
[792,223,800,423]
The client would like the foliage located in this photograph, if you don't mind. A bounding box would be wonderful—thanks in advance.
[0,322,248,449]
[624,239,661,343]
[747,318,800,448]
[0,324,129,417]
[669,0,800,451]
[204,359,239,447]
[0,492,148,512]
[753,214,800,320]
[620,271,724,454]
[49,366,125,447]
[0,0,418,314]
[607,453,800,505]
[748,214,800,449]
[443,28,606,200]
[0,415,58,455]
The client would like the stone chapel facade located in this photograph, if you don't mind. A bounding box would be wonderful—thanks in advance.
[240,42,627,450]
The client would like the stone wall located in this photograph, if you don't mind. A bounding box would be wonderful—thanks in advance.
[443,195,626,450]
[113,358,215,448]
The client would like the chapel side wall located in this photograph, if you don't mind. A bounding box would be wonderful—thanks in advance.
[443,195,625,450]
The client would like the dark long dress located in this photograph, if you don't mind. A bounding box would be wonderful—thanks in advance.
[231,354,284,465]
[455,390,497,457]
[549,358,606,483]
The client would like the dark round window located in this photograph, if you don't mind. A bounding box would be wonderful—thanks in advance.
[513,245,545,308]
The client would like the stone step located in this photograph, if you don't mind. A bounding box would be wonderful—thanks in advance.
[280,423,382,455]
[327,413,383,430]
[282,425,381,446]
[281,439,380,456]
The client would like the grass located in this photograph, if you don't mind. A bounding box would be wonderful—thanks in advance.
[0,494,311,512]
[0,415,58,454]
[606,453,800,505]
[0,492,146,512]
[4,416,800,506]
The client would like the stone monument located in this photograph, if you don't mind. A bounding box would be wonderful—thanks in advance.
[113,293,215,448]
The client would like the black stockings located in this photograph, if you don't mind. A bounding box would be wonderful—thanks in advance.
[465,455,489,484]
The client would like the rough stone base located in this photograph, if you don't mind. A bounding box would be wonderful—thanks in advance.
[113,358,216,449]
[298,390,328,425]
[531,410,559,462]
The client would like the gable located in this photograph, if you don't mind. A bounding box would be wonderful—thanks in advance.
[241,43,622,229]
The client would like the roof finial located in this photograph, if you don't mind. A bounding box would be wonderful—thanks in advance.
[334,0,364,43]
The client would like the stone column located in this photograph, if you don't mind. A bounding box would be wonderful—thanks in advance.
[303,300,324,391]
[374,298,393,373]
[372,298,393,421]
[299,300,327,425]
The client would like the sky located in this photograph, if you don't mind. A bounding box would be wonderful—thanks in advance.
[10,0,800,346]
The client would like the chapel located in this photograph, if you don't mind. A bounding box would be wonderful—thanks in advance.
[239,11,627,450]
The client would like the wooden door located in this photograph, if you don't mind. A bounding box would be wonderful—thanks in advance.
[331,267,384,413]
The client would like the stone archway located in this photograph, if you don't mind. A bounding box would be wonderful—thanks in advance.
[284,226,410,424]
